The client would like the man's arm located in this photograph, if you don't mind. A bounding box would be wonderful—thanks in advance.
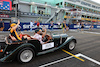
[42,29,47,38]
[8,27,11,31]
[13,19,20,30]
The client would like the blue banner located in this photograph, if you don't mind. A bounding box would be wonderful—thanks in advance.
[3,22,100,31]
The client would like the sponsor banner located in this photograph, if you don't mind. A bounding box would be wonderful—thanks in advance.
[0,14,9,18]
[97,26,100,28]
[3,22,100,31]
[85,25,91,28]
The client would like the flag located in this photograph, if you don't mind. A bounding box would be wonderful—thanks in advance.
[0,0,12,10]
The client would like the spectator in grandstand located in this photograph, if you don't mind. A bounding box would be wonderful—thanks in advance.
[37,21,40,29]
[37,17,42,23]
[50,21,54,30]
[68,23,71,29]
[81,23,84,31]
[57,21,61,29]
[0,19,4,31]
[64,15,67,20]
[10,20,12,26]
[30,20,34,31]
[38,10,41,14]
[62,20,67,33]
[89,23,94,30]
[8,20,12,31]
[77,22,81,31]
[66,26,69,31]
[39,17,42,23]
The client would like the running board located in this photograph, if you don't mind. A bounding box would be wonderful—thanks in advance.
[37,47,58,55]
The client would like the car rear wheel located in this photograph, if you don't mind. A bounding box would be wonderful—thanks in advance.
[67,41,76,51]
[17,48,35,63]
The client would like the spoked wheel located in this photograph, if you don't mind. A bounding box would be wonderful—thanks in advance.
[67,41,76,51]
[17,48,35,63]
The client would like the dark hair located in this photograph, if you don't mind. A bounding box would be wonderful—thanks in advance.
[35,29,40,33]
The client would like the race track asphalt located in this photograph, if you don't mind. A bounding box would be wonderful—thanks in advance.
[0,29,100,67]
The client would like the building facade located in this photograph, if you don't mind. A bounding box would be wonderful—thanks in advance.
[1,0,100,31]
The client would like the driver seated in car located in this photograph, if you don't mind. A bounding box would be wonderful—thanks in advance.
[31,29,49,44]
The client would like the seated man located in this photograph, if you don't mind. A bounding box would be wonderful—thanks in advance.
[9,20,31,41]
[31,29,49,44]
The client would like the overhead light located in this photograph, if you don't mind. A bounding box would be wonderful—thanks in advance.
[45,4,47,6]
[31,2,35,5]
[55,6,58,8]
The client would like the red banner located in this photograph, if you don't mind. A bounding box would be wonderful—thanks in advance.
[0,14,9,18]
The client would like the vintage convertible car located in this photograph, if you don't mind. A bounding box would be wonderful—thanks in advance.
[0,34,77,63]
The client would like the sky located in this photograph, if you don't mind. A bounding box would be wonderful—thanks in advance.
[91,0,100,4]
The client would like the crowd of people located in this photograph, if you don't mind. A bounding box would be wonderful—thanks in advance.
[77,22,94,31]
[0,18,95,32]
[29,20,70,33]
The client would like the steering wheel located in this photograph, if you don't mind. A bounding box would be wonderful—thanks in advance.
[43,35,52,42]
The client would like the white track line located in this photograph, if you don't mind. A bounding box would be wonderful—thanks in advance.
[39,53,100,67]
[83,31,100,34]
[79,54,100,65]
[70,30,100,34]
[39,53,80,67]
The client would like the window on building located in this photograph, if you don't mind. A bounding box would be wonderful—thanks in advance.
[66,12,68,15]
[99,12,100,14]
[69,0,76,2]
[82,15,84,17]
[32,6,36,13]
[82,7,88,12]
[81,2,90,6]
[84,15,86,18]
[89,9,92,13]
[87,16,89,18]
[67,3,73,8]
[76,0,80,2]
[64,2,66,6]
[56,3,59,6]
[61,2,62,5]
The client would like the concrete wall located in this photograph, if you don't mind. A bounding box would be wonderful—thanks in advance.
[51,8,57,15]
[17,3,61,23]
[19,16,48,23]
[18,4,31,12]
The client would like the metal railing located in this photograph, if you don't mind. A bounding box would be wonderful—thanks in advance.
[19,0,55,6]
[45,9,61,23]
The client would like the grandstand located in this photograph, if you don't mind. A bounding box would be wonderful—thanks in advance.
[0,0,100,30]
[1,0,100,23]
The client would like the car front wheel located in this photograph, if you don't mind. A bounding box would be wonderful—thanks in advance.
[67,41,76,51]
[17,48,35,63]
